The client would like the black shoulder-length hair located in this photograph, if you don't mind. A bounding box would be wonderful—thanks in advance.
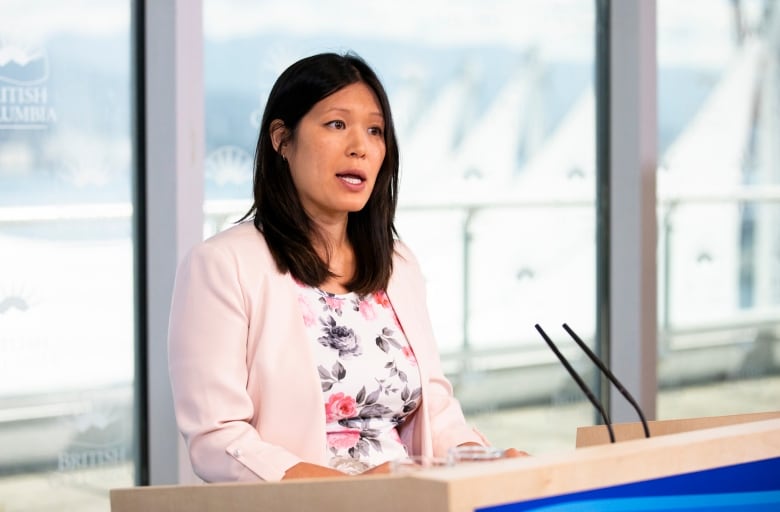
[241,52,400,295]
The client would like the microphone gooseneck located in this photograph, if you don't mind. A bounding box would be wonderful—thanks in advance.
[562,323,651,439]
[534,324,615,443]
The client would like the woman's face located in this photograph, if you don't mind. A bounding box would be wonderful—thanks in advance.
[282,82,386,223]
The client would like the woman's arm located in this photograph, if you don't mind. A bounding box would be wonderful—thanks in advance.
[282,462,346,480]
[391,242,529,459]
[168,240,303,482]
[389,243,489,456]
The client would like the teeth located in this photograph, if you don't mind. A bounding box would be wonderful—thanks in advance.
[340,176,362,185]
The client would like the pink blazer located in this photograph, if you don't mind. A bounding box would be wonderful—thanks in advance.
[168,222,486,482]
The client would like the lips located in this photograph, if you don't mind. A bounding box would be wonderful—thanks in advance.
[338,175,364,185]
[336,170,367,186]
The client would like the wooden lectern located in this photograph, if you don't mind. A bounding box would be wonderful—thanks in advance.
[111,413,780,511]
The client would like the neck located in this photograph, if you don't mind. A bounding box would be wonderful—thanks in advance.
[310,215,354,284]
[316,235,355,295]
[311,215,349,256]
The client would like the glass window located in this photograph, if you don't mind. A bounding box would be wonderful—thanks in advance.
[657,0,780,418]
[203,0,597,455]
[0,1,136,510]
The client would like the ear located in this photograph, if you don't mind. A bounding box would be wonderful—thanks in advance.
[269,119,289,155]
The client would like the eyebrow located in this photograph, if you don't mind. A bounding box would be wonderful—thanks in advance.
[324,107,384,119]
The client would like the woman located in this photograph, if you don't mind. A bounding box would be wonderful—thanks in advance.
[168,52,519,483]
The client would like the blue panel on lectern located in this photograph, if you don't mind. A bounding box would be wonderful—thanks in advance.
[498,491,780,512]
[477,457,780,512]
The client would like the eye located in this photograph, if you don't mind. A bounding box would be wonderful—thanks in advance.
[369,126,384,137]
[327,120,346,129]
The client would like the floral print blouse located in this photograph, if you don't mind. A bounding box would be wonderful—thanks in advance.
[296,284,422,475]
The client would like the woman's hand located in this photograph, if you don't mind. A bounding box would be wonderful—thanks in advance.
[501,447,531,458]
[359,461,392,476]
[457,442,530,458]
[281,462,346,480]
[283,461,395,480]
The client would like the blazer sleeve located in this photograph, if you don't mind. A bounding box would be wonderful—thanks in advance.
[423,358,490,457]
[167,240,302,482]
[393,243,490,456]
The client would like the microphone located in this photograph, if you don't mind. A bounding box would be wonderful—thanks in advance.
[561,323,650,439]
[534,324,615,443]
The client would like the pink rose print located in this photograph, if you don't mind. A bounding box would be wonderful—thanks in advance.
[359,299,377,321]
[298,294,317,327]
[325,392,357,423]
[327,429,361,450]
[374,291,391,309]
[402,346,418,366]
[325,295,344,311]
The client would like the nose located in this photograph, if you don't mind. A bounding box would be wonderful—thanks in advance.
[347,129,367,158]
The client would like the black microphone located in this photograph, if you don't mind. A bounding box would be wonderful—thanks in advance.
[534,324,615,443]
[561,323,650,439]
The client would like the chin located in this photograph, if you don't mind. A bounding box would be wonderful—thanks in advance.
[344,199,371,213]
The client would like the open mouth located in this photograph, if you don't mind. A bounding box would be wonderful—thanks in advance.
[337,173,365,185]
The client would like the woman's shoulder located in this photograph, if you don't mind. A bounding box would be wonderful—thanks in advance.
[189,220,273,264]
[393,239,418,265]
[204,220,265,245]
[392,239,424,279]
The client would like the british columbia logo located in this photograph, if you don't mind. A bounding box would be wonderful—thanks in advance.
[0,37,57,130]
